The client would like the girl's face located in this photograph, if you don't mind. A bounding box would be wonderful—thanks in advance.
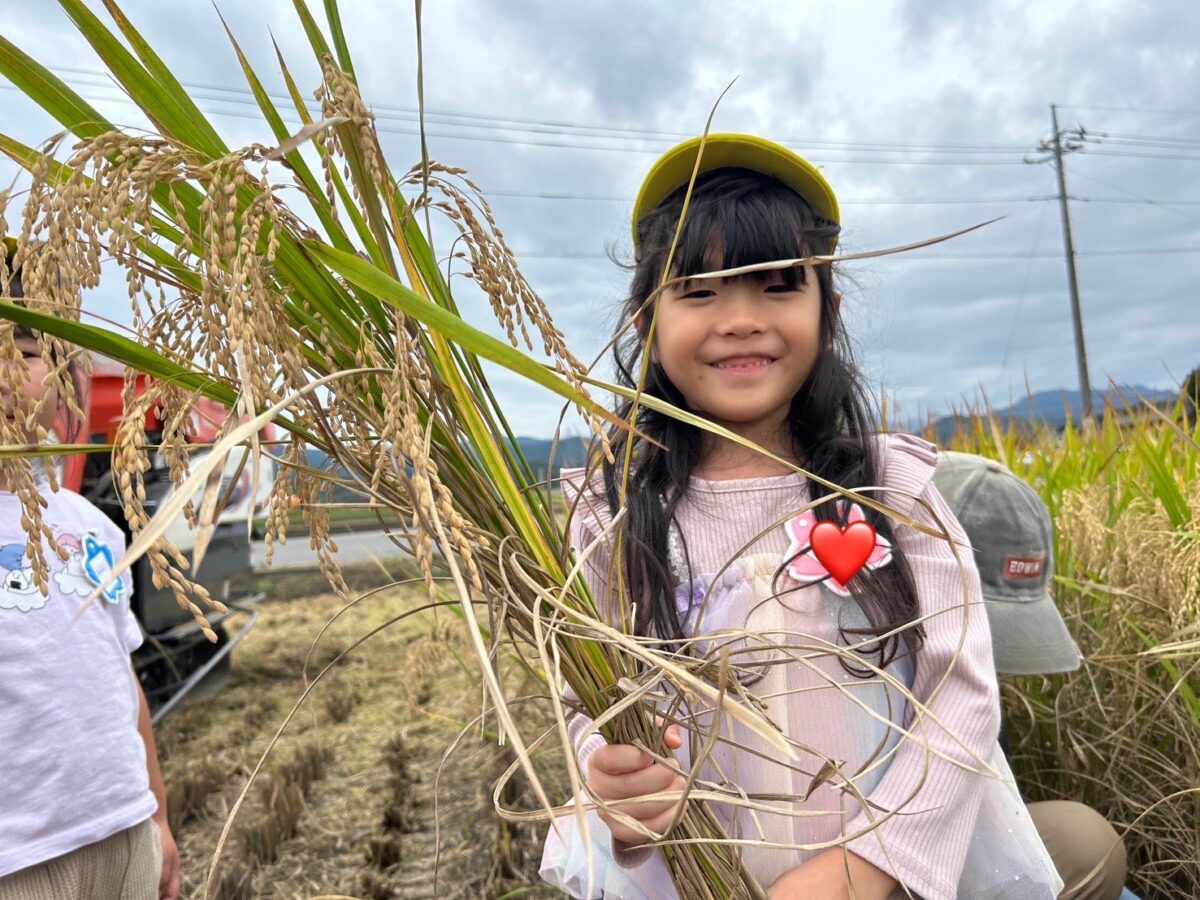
[650,265,825,439]
[1,334,60,443]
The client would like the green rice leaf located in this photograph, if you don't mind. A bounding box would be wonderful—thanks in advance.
[56,0,222,156]
[290,0,336,66]
[322,0,358,83]
[1139,440,1191,528]
[0,299,234,403]
[0,33,110,138]
[97,0,228,156]
[304,242,624,430]
[219,11,348,247]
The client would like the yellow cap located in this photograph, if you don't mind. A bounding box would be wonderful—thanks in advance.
[631,133,839,252]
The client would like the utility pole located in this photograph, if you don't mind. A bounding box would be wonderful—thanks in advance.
[1031,105,1094,426]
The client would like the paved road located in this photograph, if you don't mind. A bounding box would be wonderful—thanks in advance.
[251,528,412,570]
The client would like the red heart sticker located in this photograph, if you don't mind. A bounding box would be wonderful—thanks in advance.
[810,520,878,587]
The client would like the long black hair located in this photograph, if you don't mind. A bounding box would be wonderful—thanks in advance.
[597,167,923,674]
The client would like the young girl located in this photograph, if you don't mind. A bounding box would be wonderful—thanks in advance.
[0,241,179,900]
[539,135,1062,899]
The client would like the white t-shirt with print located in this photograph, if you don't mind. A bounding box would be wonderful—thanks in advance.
[0,481,157,878]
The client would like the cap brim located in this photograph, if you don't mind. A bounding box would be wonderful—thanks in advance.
[631,133,839,250]
[983,590,1082,676]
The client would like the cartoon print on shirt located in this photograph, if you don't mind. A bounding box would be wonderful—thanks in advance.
[0,542,44,612]
[52,531,126,603]
[82,534,125,602]
[0,530,126,614]
[51,532,91,598]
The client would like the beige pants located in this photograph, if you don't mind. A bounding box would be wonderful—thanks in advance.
[0,818,161,900]
[1028,800,1128,900]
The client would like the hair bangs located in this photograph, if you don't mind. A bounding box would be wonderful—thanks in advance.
[667,204,807,292]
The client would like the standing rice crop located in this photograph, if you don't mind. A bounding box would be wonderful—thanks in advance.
[930,397,1200,897]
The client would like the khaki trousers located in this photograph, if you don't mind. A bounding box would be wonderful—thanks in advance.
[0,818,161,900]
[1028,800,1128,900]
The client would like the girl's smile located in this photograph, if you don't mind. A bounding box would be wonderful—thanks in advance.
[708,355,777,376]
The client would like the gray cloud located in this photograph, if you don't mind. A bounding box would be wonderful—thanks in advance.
[0,0,1195,440]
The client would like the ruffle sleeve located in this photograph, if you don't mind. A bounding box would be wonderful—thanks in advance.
[841,434,1058,899]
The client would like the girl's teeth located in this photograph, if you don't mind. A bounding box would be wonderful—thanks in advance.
[714,358,770,368]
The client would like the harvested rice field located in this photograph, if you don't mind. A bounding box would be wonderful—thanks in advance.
[156,564,557,900]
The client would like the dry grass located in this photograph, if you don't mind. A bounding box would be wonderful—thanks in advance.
[932,404,1200,899]
[157,564,560,899]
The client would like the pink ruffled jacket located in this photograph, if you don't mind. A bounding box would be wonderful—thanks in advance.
[540,433,1061,899]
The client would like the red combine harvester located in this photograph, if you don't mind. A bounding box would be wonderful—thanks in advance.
[64,357,274,722]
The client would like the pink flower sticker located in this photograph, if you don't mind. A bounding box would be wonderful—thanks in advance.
[783,500,893,596]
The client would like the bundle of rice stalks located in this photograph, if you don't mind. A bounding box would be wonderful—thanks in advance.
[0,2,803,896]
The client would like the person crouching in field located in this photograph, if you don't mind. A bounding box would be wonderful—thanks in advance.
[0,239,180,900]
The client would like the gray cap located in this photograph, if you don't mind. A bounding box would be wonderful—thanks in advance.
[932,451,1082,676]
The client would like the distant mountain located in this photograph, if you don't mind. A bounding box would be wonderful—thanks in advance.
[514,436,591,474]
[927,385,1177,443]
[292,438,593,494]
[284,385,1178,485]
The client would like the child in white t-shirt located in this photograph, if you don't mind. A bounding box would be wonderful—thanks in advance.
[0,245,179,900]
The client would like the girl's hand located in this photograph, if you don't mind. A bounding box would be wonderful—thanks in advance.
[587,721,687,846]
[766,849,897,900]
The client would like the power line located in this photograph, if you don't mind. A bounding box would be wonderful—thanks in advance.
[4,79,1196,207]
[1072,129,1200,160]
[1055,103,1200,117]
[1056,247,1200,256]
[1068,169,1200,225]
[0,81,1038,164]
[488,188,1200,207]
[841,195,1052,204]
[1001,193,1051,373]
[1,67,1039,162]
[1084,130,1200,147]
[43,67,703,142]
[1076,195,1200,206]
[1089,139,1200,151]
[12,65,1200,173]
[516,247,1200,261]
[483,188,1059,205]
[877,247,1200,258]
[41,64,1033,154]
[9,81,1199,205]
[1081,148,1200,162]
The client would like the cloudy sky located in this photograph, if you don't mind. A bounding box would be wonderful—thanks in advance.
[2,0,1198,439]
